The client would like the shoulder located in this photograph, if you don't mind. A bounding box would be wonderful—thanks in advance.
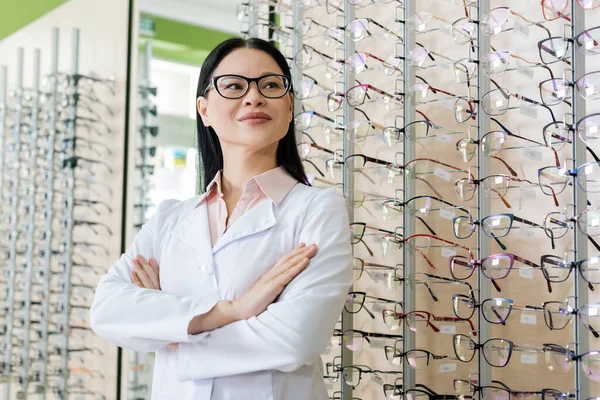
[282,184,348,222]
[148,195,203,232]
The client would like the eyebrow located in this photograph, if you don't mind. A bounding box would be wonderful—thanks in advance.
[217,72,283,77]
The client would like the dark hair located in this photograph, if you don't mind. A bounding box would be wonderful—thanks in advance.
[195,37,308,191]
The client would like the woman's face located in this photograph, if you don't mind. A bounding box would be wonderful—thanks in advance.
[197,48,293,155]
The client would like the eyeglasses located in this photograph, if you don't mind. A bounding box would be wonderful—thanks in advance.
[345,291,402,320]
[381,195,468,221]
[454,175,545,209]
[482,87,562,118]
[452,295,544,324]
[541,0,600,21]
[342,329,403,352]
[294,110,335,132]
[352,257,396,281]
[382,309,475,333]
[324,0,400,14]
[453,334,544,367]
[408,45,454,68]
[543,114,600,152]
[543,208,600,240]
[384,345,455,369]
[541,254,600,287]
[403,12,451,34]
[346,17,403,42]
[539,72,600,106]
[327,83,404,112]
[203,74,291,99]
[538,162,600,196]
[293,44,333,69]
[449,253,547,292]
[480,7,551,37]
[385,386,457,400]
[479,50,555,80]
[455,379,573,400]
[544,344,600,381]
[382,110,463,146]
[537,27,600,65]
[343,52,401,76]
[294,74,332,100]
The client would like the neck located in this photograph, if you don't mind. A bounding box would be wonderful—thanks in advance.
[220,147,278,198]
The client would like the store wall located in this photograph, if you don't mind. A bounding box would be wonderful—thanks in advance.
[0,0,132,398]
[0,0,70,40]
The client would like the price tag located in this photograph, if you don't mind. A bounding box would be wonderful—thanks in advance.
[523,147,544,161]
[440,208,456,220]
[520,104,539,119]
[370,374,384,386]
[520,187,536,200]
[436,133,452,142]
[514,18,530,37]
[369,338,387,349]
[440,325,457,334]
[439,363,457,373]
[434,167,451,182]
[441,247,457,258]
[520,353,538,364]
[519,228,535,240]
[517,64,535,80]
[520,313,537,325]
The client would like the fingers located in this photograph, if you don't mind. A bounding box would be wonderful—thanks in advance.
[130,270,143,287]
[137,255,160,289]
[267,244,317,279]
[277,256,310,286]
[132,256,159,290]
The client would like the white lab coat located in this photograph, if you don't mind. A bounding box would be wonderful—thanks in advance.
[89,184,353,400]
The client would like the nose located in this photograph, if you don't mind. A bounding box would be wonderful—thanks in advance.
[243,81,265,107]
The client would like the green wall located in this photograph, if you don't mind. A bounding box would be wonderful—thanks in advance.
[139,13,235,66]
[0,0,69,40]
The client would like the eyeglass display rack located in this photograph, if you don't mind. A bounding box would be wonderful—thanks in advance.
[126,40,159,400]
[0,27,117,400]
[245,0,599,399]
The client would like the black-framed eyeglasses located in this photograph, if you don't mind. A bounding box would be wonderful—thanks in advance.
[540,254,599,289]
[204,74,291,99]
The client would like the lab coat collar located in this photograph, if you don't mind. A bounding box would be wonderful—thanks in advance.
[173,195,278,255]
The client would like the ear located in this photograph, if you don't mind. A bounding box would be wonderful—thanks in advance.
[197,96,211,127]
[288,92,294,124]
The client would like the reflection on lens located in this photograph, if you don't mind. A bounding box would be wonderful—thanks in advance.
[346,53,367,74]
[482,175,510,199]
[481,51,510,77]
[353,258,363,280]
[408,47,429,67]
[453,59,477,83]
[539,37,570,64]
[481,387,511,400]
[406,311,429,332]
[542,0,568,21]
[481,7,509,36]
[456,138,477,162]
[342,332,364,352]
[382,200,403,220]
[297,143,310,160]
[327,92,343,112]
[383,54,402,76]
[406,350,429,369]
[454,98,474,123]
[347,86,367,106]
[582,351,600,382]
[482,89,510,116]
[408,83,430,105]
[543,212,570,239]
[481,215,512,238]
[345,292,365,313]
[577,162,600,193]
[543,121,571,151]
[452,294,476,320]
[581,256,600,284]
[482,338,512,367]
[346,19,368,41]
[453,334,476,362]
[346,120,372,142]
[342,366,361,386]
[540,78,570,106]
[455,178,476,201]
[385,346,402,366]
[576,72,600,101]
[382,127,402,147]
[544,344,573,373]
[481,298,512,324]
[577,27,600,55]
[481,131,507,157]
[481,254,512,280]
[451,18,476,45]
[453,216,475,239]
[577,114,600,147]
[538,166,569,196]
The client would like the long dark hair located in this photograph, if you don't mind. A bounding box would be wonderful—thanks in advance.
[195,37,308,191]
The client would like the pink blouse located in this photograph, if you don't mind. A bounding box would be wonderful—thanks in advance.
[199,166,299,247]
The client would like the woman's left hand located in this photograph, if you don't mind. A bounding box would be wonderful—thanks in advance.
[131,255,161,290]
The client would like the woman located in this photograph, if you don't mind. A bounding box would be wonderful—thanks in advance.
[90,37,353,400]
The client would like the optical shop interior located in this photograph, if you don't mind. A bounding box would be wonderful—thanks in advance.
[3,0,600,399]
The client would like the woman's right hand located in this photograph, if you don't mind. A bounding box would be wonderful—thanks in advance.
[232,242,318,320]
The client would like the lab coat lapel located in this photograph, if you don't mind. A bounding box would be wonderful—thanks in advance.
[171,197,214,259]
[212,199,277,255]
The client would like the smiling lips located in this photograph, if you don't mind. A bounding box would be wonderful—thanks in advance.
[238,112,272,125]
